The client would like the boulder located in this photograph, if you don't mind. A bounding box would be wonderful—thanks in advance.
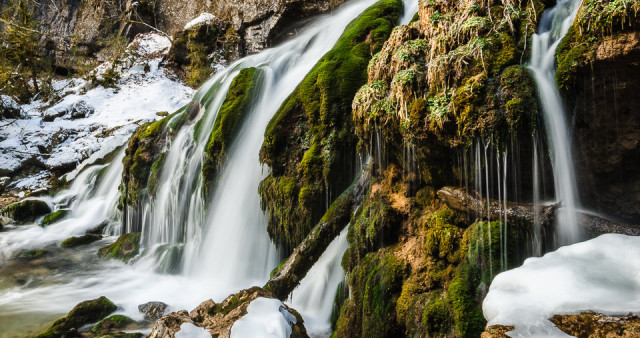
[91,314,140,336]
[98,232,141,262]
[60,233,103,248]
[36,296,117,338]
[139,301,168,321]
[40,210,70,227]
[0,199,51,223]
[70,101,94,119]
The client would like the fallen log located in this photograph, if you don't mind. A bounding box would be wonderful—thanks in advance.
[437,186,640,238]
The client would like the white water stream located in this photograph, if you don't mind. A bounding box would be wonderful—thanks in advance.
[529,0,582,245]
[0,0,413,336]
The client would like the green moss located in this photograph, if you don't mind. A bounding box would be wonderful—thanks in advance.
[16,249,48,259]
[1,199,51,223]
[446,263,485,337]
[60,233,102,248]
[201,67,261,195]
[147,152,167,196]
[422,293,453,335]
[98,233,141,262]
[577,0,640,36]
[335,252,406,337]
[499,65,538,135]
[36,296,116,338]
[259,0,403,249]
[119,116,171,208]
[91,314,135,334]
[39,209,70,227]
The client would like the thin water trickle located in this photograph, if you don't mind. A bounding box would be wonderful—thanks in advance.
[529,0,583,245]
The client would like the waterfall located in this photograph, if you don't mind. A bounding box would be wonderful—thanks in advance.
[287,227,349,336]
[0,149,125,260]
[529,0,582,245]
[0,0,408,334]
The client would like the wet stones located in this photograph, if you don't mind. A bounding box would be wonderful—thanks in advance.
[139,301,168,321]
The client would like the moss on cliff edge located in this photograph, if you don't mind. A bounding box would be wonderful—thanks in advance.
[259,0,403,250]
[201,67,262,195]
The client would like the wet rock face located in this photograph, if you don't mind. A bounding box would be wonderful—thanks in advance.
[33,0,347,71]
[565,30,640,223]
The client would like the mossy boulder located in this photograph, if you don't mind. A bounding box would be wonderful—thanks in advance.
[98,232,141,262]
[40,209,70,227]
[259,0,403,250]
[120,119,169,209]
[36,296,117,338]
[16,249,48,259]
[201,67,262,195]
[0,199,51,223]
[60,233,103,248]
[91,314,136,335]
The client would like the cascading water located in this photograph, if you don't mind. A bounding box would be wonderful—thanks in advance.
[529,0,582,245]
[287,227,350,336]
[0,149,125,260]
[0,0,414,335]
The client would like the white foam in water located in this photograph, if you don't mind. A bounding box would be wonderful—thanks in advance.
[483,234,640,337]
[175,322,212,338]
[287,227,349,336]
[231,297,297,338]
[0,0,412,334]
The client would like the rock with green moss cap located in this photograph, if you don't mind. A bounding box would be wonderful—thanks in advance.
[259,0,403,250]
[98,232,141,262]
[40,210,70,227]
[1,199,51,223]
[201,67,262,195]
[36,296,117,338]
[91,314,137,335]
[60,233,103,248]
[16,249,48,259]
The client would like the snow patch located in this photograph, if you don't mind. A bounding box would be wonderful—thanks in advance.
[231,298,297,338]
[175,323,211,338]
[483,234,640,337]
[184,13,217,30]
[0,32,194,191]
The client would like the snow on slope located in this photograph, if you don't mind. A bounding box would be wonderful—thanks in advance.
[0,33,195,191]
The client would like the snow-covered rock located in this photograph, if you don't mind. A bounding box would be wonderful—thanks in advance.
[184,13,217,30]
[0,32,195,191]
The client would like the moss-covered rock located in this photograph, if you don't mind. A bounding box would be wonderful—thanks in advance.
[168,17,239,88]
[259,0,403,250]
[98,232,141,262]
[36,296,117,338]
[201,67,262,195]
[39,209,70,227]
[0,199,51,223]
[60,233,103,248]
[16,249,48,259]
[91,314,136,335]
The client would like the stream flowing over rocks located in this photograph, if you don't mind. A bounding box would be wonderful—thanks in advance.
[1,0,640,337]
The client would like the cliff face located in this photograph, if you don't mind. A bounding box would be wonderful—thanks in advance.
[32,0,347,72]
[556,0,640,223]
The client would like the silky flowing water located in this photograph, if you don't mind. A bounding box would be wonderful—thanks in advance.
[0,0,415,336]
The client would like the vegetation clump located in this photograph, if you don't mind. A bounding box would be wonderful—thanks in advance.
[259,0,403,250]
